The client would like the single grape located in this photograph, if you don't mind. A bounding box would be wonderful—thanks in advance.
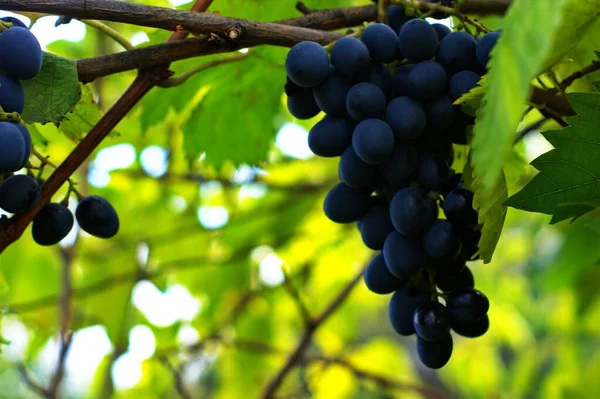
[313,68,351,116]
[425,0,448,19]
[352,62,391,98]
[13,123,32,169]
[0,27,43,80]
[417,153,450,192]
[437,31,478,74]
[449,70,482,102]
[0,175,40,213]
[76,195,120,238]
[423,220,462,261]
[435,265,474,292]
[345,82,386,121]
[323,183,372,223]
[446,288,489,323]
[417,333,453,369]
[385,97,426,140]
[387,5,415,33]
[389,187,438,236]
[287,87,320,120]
[383,231,425,278]
[0,16,28,29]
[364,253,406,294]
[339,146,377,188]
[398,19,439,63]
[32,203,74,246]
[351,118,395,164]
[361,23,399,63]
[476,31,501,69]
[443,188,478,227]
[407,61,447,100]
[451,314,489,338]
[391,64,415,97]
[426,95,457,132]
[389,286,429,335]
[0,122,26,173]
[432,23,451,41]
[0,74,25,113]
[414,301,450,342]
[359,204,394,250]
[285,41,329,87]
[331,37,371,77]
[307,116,354,157]
[377,142,418,185]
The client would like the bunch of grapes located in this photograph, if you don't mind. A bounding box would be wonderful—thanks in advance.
[284,5,499,369]
[0,17,120,246]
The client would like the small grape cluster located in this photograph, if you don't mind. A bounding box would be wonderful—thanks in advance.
[284,6,499,369]
[0,17,120,246]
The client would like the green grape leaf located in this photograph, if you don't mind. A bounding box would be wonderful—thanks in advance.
[453,77,486,117]
[471,0,600,191]
[57,84,102,141]
[21,52,82,124]
[462,155,508,264]
[505,89,600,222]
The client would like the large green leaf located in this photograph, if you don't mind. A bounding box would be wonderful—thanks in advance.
[463,155,508,263]
[21,52,81,124]
[471,0,600,191]
[57,84,102,141]
[505,89,600,222]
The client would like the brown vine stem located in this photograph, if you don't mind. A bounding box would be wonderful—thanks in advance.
[459,0,513,15]
[259,267,366,399]
[378,0,391,24]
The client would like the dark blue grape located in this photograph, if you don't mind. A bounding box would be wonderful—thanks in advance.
[287,86,320,120]
[385,97,426,140]
[389,187,438,236]
[429,255,466,275]
[446,288,489,323]
[32,203,74,246]
[432,23,451,41]
[0,74,25,113]
[364,253,406,294]
[377,142,418,185]
[426,95,457,131]
[76,195,120,238]
[476,31,500,69]
[361,23,399,63]
[0,16,28,29]
[383,231,425,278]
[0,121,25,173]
[0,175,40,213]
[0,27,43,80]
[417,333,453,369]
[437,31,478,73]
[345,82,386,121]
[447,172,463,193]
[13,123,32,169]
[389,287,429,336]
[425,0,448,19]
[423,220,462,261]
[323,183,372,223]
[285,41,330,87]
[415,131,454,166]
[414,301,450,342]
[449,70,481,102]
[351,118,394,164]
[398,19,438,63]
[331,37,371,77]
[313,68,351,116]
[435,265,474,292]
[417,153,450,191]
[451,314,489,338]
[359,204,394,250]
[407,61,447,100]
[443,188,478,227]
[387,5,415,33]
[391,64,414,97]
[352,62,391,99]
[308,116,354,157]
[339,146,377,188]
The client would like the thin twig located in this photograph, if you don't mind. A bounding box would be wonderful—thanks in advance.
[81,19,134,50]
[558,60,600,91]
[158,53,249,87]
[392,0,490,33]
[513,117,549,144]
[17,364,49,397]
[378,0,391,24]
[281,269,312,325]
[160,356,193,399]
[295,2,313,15]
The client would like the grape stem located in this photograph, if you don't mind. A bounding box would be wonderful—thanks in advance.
[31,147,84,201]
[391,0,491,33]
[378,0,391,24]
[81,19,135,51]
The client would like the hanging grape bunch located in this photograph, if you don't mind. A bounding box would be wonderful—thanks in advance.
[0,17,120,246]
[284,4,500,369]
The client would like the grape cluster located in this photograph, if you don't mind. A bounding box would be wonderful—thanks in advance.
[0,18,120,246]
[284,7,500,369]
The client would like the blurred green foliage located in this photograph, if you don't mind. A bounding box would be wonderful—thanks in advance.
[0,1,599,398]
